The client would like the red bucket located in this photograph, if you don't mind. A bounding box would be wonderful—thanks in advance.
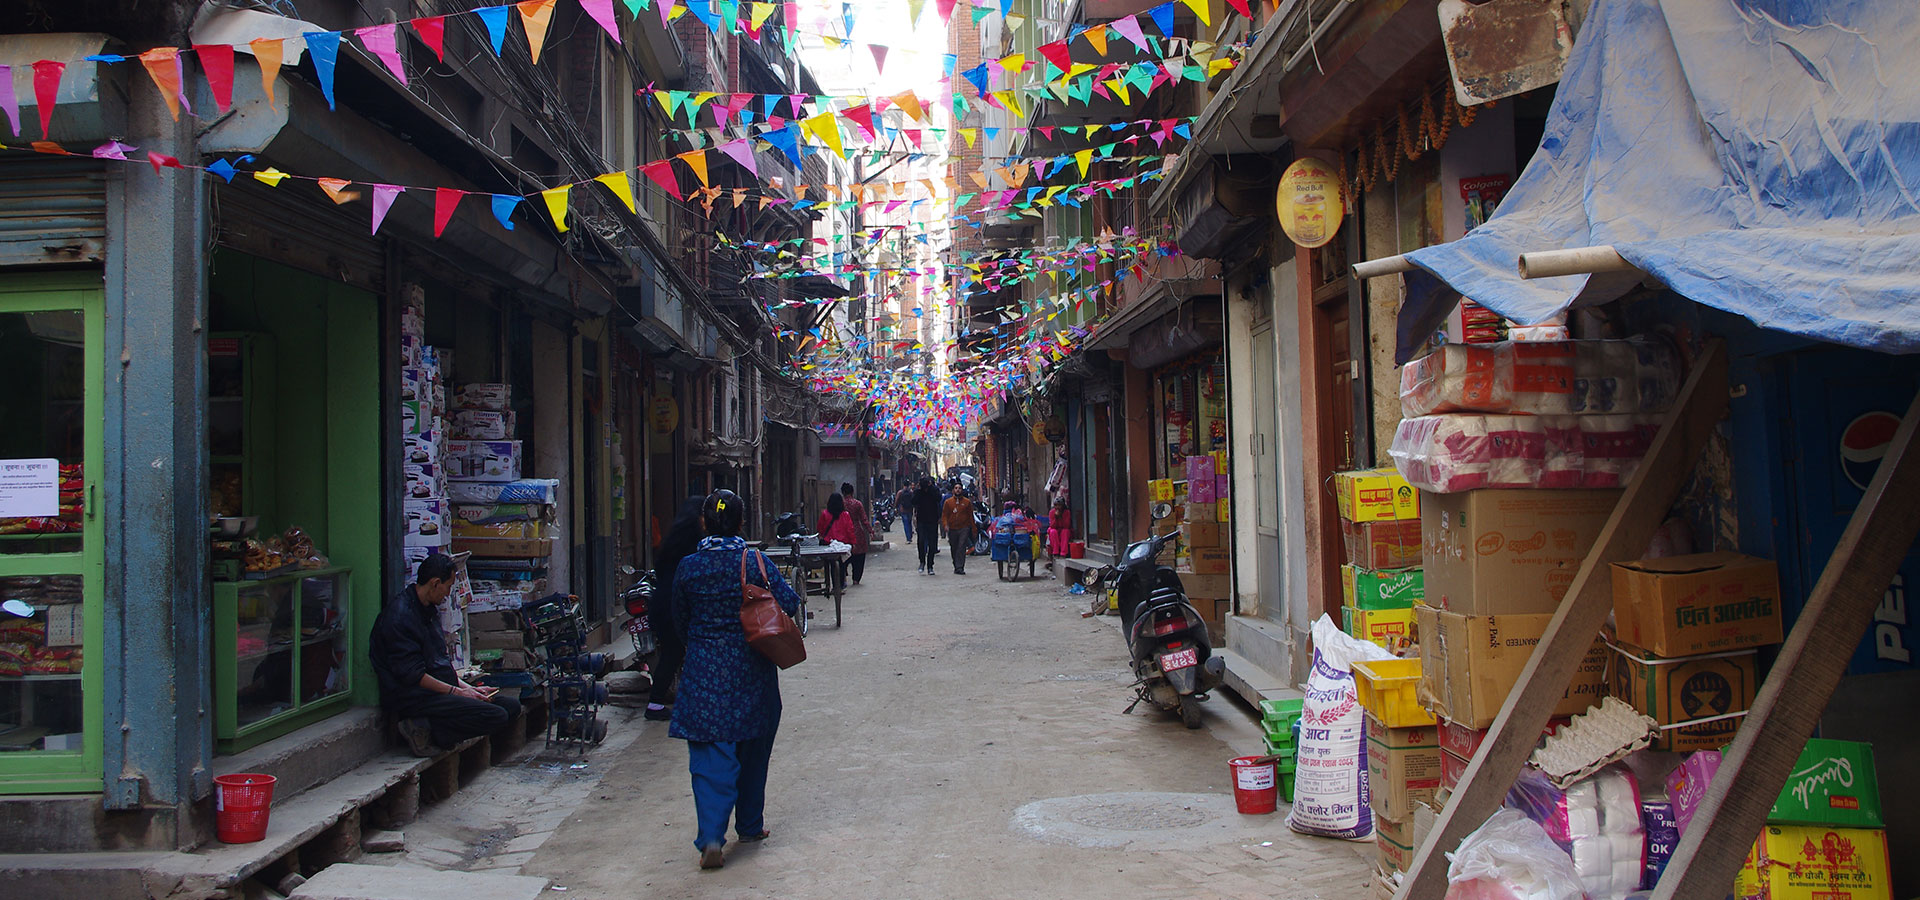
[213,773,277,843]
[1229,756,1277,814]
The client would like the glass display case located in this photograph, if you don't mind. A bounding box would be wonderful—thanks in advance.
[214,567,350,750]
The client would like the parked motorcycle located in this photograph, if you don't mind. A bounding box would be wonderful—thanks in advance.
[971,499,993,555]
[617,565,656,659]
[1094,502,1225,728]
[873,497,896,533]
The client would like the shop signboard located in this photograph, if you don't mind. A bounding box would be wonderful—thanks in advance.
[1274,157,1344,249]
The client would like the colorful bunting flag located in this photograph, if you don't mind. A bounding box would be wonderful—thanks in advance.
[371,184,403,234]
[412,17,447,61]
[355,24,407,85]
[250,39,285,109]
[594,172,637,212]
[433,188,464,237]
[30,60,64,137]
[475,6,511,55]
[540,184,569,231]
[582,0,623,42]
[0,66,16,136]
[491,193,521,230]
[302,32,341,110]
[317,177,360,204]
[194,44,236,114]
[517,0,558,63]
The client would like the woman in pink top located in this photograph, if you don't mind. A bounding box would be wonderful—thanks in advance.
[816,492,860,590]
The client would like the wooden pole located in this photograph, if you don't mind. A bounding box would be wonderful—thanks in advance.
[1651,387,1920,900]
[1394,340,1729,900]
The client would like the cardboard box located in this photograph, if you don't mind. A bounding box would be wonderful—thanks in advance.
[400,400,433,436]
[466,591,526,614]
[455,382,512,410]
[1148,478,1174,501]
[1421,489,1620,615]
[467,610,521,632]
[1373,810,1417,848]
[1376,832,1416,874]
[470,629,525,652]
[448,440,524,482]
[1343,518,1424,570]
[1188,547,1229,574]
[1418,605,1608,728]
[403,498,451,547]
[1611,552,1784,656]
[1609,644,1757,752]
[1365,713,1438,749]
[1367,728,1442,820]
[454,519,550,540]
[1767,739,1882,829]
[490,648,532,671]
[1737,824,1891,900]
[1437,715,1572,761]
[1180,521,1222,548]
[450,408,517,440]
[1185,501,1217,524]
[1342,565,1425,610]
[454,537,554,559]
[402,430,445,466]
[1335,467,1419,523]
[1346,606,1416,651]
[1181,572,1231,599]
[403,462,448,500]
[1216,497,1230,523]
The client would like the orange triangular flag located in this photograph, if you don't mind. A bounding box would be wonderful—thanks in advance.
[251,39,285,109]
[678,149,710,187]
[138,48,184,121]
[891,92,925,122]
[317,178,361,204]
[1085,25,1108,56]
[516,0,558,64]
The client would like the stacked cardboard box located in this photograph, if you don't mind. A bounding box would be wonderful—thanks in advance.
[1333,468,1421,651]
[446,383,549,673]
[397,289,469,666]
[1174,454,1232,608]
[1367,715,1438,875]
[1608,552,1782,752]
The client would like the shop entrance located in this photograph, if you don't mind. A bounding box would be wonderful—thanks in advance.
[0,273,103,793]
[206,251,381,751]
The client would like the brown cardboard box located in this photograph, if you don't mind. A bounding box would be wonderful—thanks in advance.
[1373,811,1416,848]
[1188,547,1230,574]
[1367,726,1442,820]
[1180,521,1222,548]
[1377,832,1416,874]
[1365,713,1438,749]
[1181,572,1231,599]
[467,610,521,632]
[1611,552,1783,656]
[470,629,525,652]
[1421,489,1620,615]
[1185,501,1217,524]
[453,536,554,559]
[1343,517,1424,570]
[1609,644,1757,752]
[1417,605,1608,729]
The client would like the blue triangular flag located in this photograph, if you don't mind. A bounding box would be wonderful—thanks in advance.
[302,32,341,110]
[491,194,520,230]
[766,123,803,167]
[1173,123,1191,139]
[1149,2,1175,36]
[962,63,989,97]
[983,127,1000,141]
[476,6,511,55]
[690,0,721,31]
[943,54,958,78]
[999,0,1014,18]
[206,159,237,183]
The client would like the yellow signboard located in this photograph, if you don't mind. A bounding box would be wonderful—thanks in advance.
[649,395,680,434]
[1275,157,1345,249]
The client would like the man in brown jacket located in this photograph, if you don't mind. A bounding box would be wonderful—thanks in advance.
[942,484,974,575]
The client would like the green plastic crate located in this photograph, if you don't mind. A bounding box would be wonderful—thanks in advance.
[1259,698,1304,719]
[1279,772,1296,803]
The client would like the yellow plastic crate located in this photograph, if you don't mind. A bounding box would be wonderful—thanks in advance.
[1350,658,1435,728]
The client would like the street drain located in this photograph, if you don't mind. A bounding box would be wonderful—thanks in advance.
[1013,792,1274,850]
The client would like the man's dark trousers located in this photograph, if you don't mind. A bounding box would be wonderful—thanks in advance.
[393,693,521,749]
[917,525,940,571]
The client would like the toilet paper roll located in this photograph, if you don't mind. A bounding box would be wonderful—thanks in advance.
[1571,835,1612,876]
[1608,831,1644,863]
[1567,807,1602,838]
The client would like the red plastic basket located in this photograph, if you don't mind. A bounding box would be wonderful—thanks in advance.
[213,773,277,843]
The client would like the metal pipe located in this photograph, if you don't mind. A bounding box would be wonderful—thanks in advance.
[1351,255,1416,279]
[1518,245,1638,279]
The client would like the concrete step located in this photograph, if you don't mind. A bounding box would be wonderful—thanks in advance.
[1215,647,1303,708]
[289,864,547,900]
[213,707,387,805]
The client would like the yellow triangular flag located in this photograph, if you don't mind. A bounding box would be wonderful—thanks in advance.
[595,172,636,213]
[1207,57,1234,77]
[999,53,1025,73]
[1084,25,1108,56]
[516,0,557,64]
[667,2,687,20]
[991,90,1023,117]
[749,1,778,30]
[252,167,289,187]
[679,149,710,187]
[804,112,844,158]
[1179,0,1211,26]
[541,185,569,231]
[960,128,977,147]
[1074,149,1093,178]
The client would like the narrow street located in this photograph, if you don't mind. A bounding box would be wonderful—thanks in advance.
[375,537,1371,900]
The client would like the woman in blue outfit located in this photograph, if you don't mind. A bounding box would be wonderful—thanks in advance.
[670,489,803,869]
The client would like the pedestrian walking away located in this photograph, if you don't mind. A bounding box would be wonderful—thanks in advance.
[837,482,871,585]
[942,485,973,575]
[896,485,916,543]
[670,489,804,869]
[911,476,944,574]
[646,496,707,721]
[369,554,520,756]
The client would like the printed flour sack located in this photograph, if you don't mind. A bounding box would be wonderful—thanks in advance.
[1287,614,1397,838]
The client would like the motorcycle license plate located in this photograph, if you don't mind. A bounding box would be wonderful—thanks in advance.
[1160,647,1199,671]
[626,616,649,635]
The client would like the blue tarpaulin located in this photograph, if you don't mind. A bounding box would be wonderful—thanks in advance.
[1398,0,1920,362]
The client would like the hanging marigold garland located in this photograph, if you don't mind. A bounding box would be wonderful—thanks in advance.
[1343,87,1497,197]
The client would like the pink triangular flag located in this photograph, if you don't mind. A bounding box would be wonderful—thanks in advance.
[0,65,18,136]
[1111,15,1148,51]
[371,184,404,235]
[718,138,757,176]
[582,0,622,42]
[935,0,957,23]
[870,44,888,74]
[31,60,65,137]
[91,140,135,160]
[355,24,407,85]
[194,45,235,114]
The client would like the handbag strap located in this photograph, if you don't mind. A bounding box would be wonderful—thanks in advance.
[739,549,770,598]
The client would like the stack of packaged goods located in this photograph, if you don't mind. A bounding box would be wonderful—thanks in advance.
[1332,467,1421,651]
[1349,658,1439,878]
[447,382,550,676]
[466,607,532,674]
[1176,452,1232,630]
[399,294,450,578]
[1257,698,1302,802]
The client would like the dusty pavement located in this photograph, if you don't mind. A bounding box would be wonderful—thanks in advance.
[375,536,1372,900]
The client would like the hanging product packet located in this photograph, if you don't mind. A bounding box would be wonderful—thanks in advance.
[1286,614,1395,840]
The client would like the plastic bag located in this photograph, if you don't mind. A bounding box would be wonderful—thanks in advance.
[1507,767,1646,900]
[1446,808,1587,900]
[1286,614,1395,839]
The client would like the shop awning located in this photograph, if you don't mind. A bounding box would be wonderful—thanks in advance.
[1392,0,1920,363]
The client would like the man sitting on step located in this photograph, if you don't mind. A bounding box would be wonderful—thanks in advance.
[370,553,521,757]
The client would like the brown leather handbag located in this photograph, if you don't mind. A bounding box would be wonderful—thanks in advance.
[739,550,805,668]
